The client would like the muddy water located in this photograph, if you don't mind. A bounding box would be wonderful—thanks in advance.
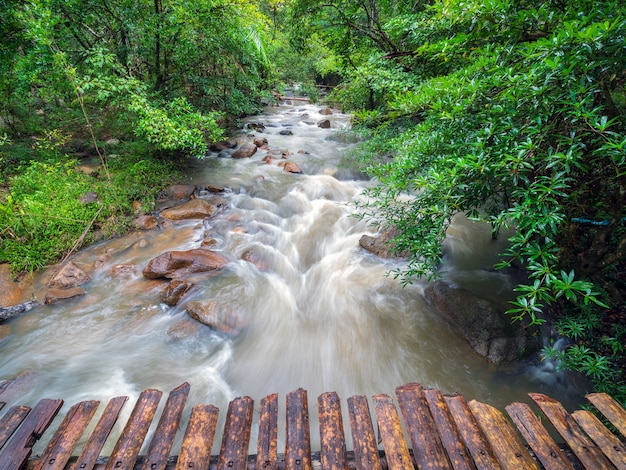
[0,103,585,452]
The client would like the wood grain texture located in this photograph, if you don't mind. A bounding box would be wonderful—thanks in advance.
[217,396,254,470]
[371,394,412,470]
[0,405,31,452]
[176,404,219,470]
[530,393,613,470]
[572,409,626,469]
[285,389,312,470]
[347,395,382,470]
[318,392,348,470]
[586,392,626,438]
[256,393,278,470]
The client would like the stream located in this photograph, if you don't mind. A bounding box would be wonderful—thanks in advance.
[0,101,586,452]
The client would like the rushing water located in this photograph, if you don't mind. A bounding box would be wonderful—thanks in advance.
[0,102,586,452]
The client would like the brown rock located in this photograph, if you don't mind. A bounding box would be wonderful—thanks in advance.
[282,161,303,174]
[0,264,23,307]
[232,143,258,159]
[359,228,409,259]
[424,281,539,364]
[262,155,274,164]
[319,107,333,115]
[167,320,202,340]
[132,214,158,230]
[48,262,91,289]
[241,248,270,270]
[143,248,229,279]
[164,184,196,200]
[317,119,331,129]
[161,279,195,306]
[185,300,246,335]
[160,198,224,220]
[253,136,268,147]
[44,286,86,304]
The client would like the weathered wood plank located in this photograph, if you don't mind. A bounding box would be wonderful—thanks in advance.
[256,394,278,470]
[285,388,312,470]
[34,400,100,470]
[0,398,63,470]
[529,393,613,470]
[468,400,539,470]
[444,394,501,470]
[347,395,382,470]
[586,392,626,438]
[505,401,574,470]
[395,383,450,469]
[104,389,162,470]
[572,409,626,469]
[217,396,254,470]
[0,405,31,452]
[141,382,190,470]
[318,392,348,470]
[69,396,128,470]
[423,388,473,470]
[175,404,219,470]
[371,394,412,470]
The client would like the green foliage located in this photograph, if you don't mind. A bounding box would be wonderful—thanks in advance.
[317,0,626,399]
[0,144,178,273]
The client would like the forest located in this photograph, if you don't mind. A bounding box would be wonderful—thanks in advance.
[0,0,625,404]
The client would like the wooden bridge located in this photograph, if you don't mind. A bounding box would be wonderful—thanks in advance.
[0,382,625,469]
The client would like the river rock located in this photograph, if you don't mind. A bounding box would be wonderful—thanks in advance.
[279,129,293,136]
[48,261,91,289]
[253,136,268,147]
[164,184,196,200]
[44,286,86,304]
[167,319,202,340]
[160,198,224,220]
[143,248,228,279]
[161,279,195,306]
[210,139,237,152]
[232,143,258,159]
[282,161,303,174]
[0,370,40,402]
[359,228,409,258]
[185,300,246,335]
[423,280,539,364]
[317,119,331,129]
[0,300,39,322]
[132,214,158,230]
[319,107,333,115]
[109,264,138,277]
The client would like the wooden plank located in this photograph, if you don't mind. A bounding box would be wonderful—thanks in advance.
[256,394,278,470]
[529,393,613,470]
[371,394,412,470]
[176,404,219,470]
[217,396,254,470]
[347,395,382,470]
[0,398,63,470]
[318,392,348,470]
[505,402,574,470]
[141,382,190,470]
[572,409,626,469]
[175,404,219,470]
[70,396,128,470]
[468,399,539,470]
[395,383,450,469]
[423,388,473,470]
[104,389,162,470]
[444,394,501,470]
[586,392,626,438]
[285,388,312,470]
[0,405,31,452]
[34,400,100,470]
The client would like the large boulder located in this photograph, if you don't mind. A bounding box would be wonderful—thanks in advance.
[424,281,539,364]
[143,248,228,279]
[232,143,258,159]
[185,300,246,335]
[48,262,91,289]
[160,198,225,221]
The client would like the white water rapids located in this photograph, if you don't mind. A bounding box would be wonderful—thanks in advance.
[0,102,585,452]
